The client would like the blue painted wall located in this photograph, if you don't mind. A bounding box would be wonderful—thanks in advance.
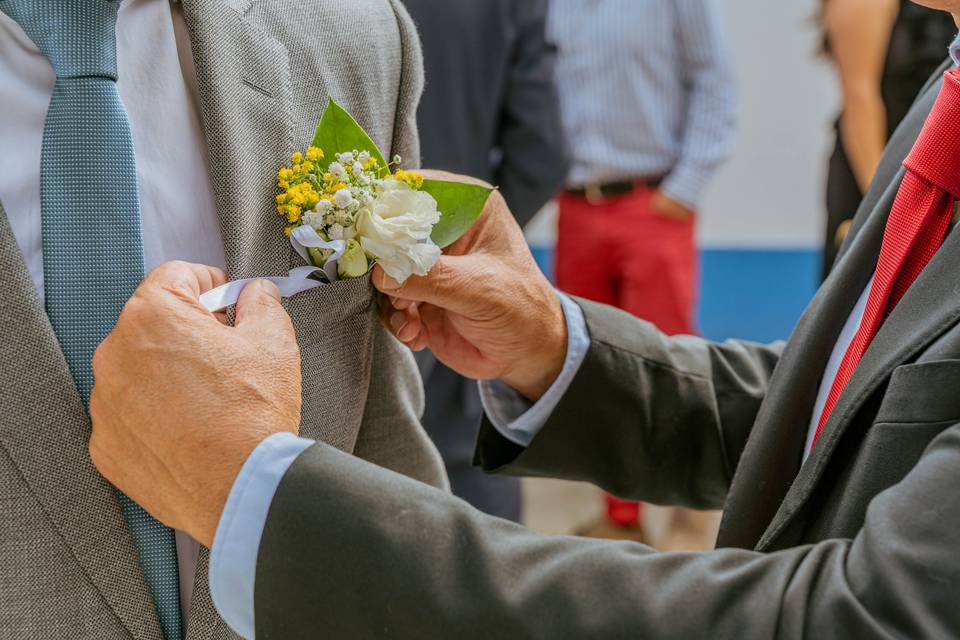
[531,247,821,344]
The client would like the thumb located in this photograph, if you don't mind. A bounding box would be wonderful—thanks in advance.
[234,279,289,333]
[373,255,481,316]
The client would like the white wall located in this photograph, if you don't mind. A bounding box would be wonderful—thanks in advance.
[526,0,839,251]
[701,0,838,248]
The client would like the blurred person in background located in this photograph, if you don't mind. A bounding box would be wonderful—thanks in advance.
[821,0,956,279]
[403,0,569,522]
[549,0,737,548]
[549,0,735,546]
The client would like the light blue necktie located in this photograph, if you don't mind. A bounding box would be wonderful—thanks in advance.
[0,1,182,637]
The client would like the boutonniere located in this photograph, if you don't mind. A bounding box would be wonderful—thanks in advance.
[201,100,492,312]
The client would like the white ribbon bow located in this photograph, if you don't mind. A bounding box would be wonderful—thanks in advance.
[199,226,345,313]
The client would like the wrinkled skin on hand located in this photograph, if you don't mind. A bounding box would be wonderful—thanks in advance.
[374,170,568,402]
[89,261,302,547]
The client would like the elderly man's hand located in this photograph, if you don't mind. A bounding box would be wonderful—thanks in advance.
[375,171,568,401]
[88,261,302,548]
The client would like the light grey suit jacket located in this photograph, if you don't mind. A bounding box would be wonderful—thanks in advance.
[253,63,960,638]
[0,1,446,638]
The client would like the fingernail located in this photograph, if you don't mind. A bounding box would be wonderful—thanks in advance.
[398,324,418,343]
[390,311,407,334]
[255,279,281,301]
[379,271,401,292]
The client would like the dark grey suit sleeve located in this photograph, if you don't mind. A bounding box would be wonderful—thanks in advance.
[494,0,569,226]
[477,298,783,510]
[255,425,960,639]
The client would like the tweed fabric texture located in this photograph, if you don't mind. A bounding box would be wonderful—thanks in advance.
[181,0,443,486]
[0,207,161,637]
[0,0,445,637]
[0,0,181,637]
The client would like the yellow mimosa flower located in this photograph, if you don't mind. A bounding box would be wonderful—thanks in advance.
[394,169,424,190]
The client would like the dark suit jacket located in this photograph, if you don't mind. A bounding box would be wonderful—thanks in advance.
[405,0,569,522]
[404,0,568,226]
[253,64,960,638]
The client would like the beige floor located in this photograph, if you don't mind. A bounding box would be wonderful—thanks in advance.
[521,478,604,536]
[522,478,721,550]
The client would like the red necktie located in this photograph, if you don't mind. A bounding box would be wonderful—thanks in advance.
[813,70,960,447]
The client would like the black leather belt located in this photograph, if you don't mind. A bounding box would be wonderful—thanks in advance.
[565,177,664,204]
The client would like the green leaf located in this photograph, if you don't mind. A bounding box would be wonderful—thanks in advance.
[311,98,388,170]
[424,180,494,249]
[309,99,490,249]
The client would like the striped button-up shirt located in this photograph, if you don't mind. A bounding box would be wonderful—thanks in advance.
[548,0,737,207]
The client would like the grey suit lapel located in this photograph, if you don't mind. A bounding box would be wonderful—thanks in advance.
[754,75,951,550]
[0,203,165,638]
[760,209,960,550]
[715,165,887,550]
[0,1,295,635]
[718,72,946,551]
[179,2,295,637]
[181,0,295,282]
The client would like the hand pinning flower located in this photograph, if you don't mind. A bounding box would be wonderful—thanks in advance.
[276,142,440,281]
[200,100,494,314]
[272,99,494,284]
[356,179,442,282]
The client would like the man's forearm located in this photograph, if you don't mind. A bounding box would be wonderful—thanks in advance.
[209,433,314,640]
[477,298,783,510]
[479,293,589,447]
[249,425,960,639]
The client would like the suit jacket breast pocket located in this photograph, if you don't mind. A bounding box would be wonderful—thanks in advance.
[811,360,960,540]
[284,275,377,452]
[875,359,960,425]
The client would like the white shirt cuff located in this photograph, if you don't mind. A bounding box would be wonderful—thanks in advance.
[479,293,589,447]
[209,432,315,640]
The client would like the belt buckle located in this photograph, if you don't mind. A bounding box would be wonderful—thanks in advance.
[585,183,605,205]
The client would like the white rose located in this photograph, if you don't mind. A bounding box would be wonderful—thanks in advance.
[356,179,441,283]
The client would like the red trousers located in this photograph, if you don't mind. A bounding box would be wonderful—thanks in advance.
[556,186,698,526]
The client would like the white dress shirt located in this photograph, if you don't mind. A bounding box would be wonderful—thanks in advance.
[548,0,737,207]
[0,0,225,622]
[801,279,871,460]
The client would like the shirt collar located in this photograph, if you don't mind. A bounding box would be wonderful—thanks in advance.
[951,31,960,66]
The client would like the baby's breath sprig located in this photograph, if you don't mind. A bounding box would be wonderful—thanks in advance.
[263,99,493,284]
[275,142,430,277]
[276,146,425,238]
